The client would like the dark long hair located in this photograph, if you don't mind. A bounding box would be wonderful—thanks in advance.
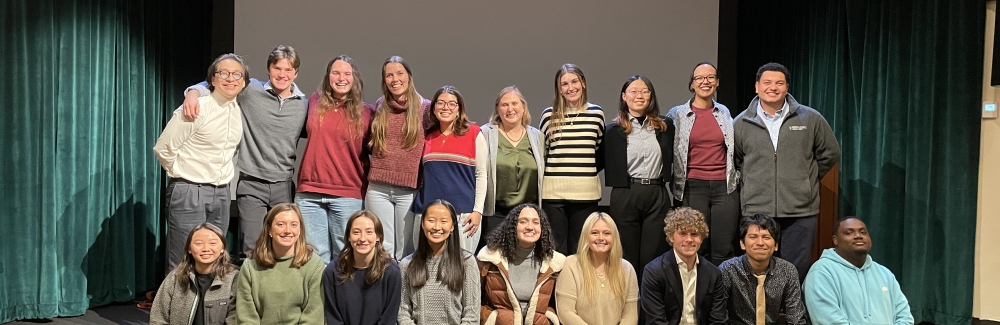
[173,223,238,291]
[484,203,555,263]
[617,75,667,134]
[337,210,393,285]
[405,199,469,292]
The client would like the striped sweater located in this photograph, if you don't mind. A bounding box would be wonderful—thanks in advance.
[538,103,605,201]
[411,124,488,214]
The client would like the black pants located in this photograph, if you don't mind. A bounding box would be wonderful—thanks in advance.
[775,215,817,283]
[235,173,294,256]
[610,184,670,278]
[542,200,599,255]
[682,179,740,266]
[478,205,515,252]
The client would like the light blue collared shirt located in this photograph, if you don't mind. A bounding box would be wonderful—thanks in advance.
[756,100,790,150]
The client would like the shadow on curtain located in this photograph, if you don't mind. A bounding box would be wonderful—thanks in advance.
[0,0,212,322]
[735,1,982,323]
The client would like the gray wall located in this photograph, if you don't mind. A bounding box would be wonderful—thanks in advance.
[234,0,719,203]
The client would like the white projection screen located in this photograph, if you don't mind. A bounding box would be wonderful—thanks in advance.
[234,0,719,204]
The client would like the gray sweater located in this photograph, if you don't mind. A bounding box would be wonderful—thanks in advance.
[398,252,480,325]
[189,79,307,182]
[733,94,840,218]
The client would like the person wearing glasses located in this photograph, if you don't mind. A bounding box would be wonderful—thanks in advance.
[367,56,432,260]
[665,62,739,266]
[296,55,376,264]
[410,86,487,252]
[181,45,308,260]
[478,86,545,250]
[539,63,604,254]
[154,53,248,271]
[605,75,674,276]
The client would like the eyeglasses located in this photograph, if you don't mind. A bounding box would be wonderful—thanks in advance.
[626,89,651,97]
[215,71,244,80]
[435,100,459,109]
[693,75,718,83]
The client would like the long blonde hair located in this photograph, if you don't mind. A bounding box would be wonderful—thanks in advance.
[316,55,365,138]
[574,212,626,300]
[546,63,588,143]
[370,56,423,156]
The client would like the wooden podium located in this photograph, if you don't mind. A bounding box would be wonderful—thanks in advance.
[813,164,839,261]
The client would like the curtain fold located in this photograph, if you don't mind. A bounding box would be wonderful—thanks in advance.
[736,1,982,323]
[0,1,212,322]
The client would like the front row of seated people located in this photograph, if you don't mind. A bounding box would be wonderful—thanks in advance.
[151,201,913,325]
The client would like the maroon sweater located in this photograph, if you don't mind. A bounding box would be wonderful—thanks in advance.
[368,96,431,189]
[296,92,375,199]
[687,105,727,180]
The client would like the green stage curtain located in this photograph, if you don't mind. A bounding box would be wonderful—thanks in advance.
[735,1,982,323]
[0,1,211,322]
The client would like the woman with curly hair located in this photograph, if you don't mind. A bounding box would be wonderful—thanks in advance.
[398,199,480,325]
[150,223,238,325]
[555,212,639,325]
[477,203,565,325]
[322,210,401,324]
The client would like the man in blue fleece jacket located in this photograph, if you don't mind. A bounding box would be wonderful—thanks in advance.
[803,217,913,324]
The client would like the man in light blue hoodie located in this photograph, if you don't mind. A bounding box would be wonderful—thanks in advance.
[803,217,913,324]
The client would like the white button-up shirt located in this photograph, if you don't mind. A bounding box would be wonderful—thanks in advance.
[153,92,242,185]
[675,250,700,325]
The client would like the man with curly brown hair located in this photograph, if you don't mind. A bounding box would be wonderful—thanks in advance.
[641,207,727,325]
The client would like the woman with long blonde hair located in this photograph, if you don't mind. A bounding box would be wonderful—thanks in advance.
[365,56,432,260]
[555,212,639,325]
[537,63,604,255]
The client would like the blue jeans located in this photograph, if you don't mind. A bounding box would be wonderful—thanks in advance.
[295,192,363,264]
[365,182,417,260]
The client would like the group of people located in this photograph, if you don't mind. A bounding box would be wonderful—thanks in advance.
[148,44,914,324]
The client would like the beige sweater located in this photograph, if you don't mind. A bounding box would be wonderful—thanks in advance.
[554,255,639,325]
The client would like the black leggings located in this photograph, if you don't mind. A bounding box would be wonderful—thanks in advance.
[542,200,599,255]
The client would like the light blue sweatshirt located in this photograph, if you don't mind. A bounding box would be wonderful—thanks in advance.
[803,248,914,325]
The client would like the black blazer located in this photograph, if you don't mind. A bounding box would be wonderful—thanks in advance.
[640,249,727,325]
[604,115,675,188]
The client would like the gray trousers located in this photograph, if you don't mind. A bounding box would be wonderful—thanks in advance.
[236,173,294,255]
[166,178,230,271]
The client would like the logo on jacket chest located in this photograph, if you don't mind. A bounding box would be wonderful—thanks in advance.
[788,126,807,131]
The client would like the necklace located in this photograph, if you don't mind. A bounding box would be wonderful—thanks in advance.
[440,132,451,147]
[567,111,581,126]
[597,273,607,288]
[500,125,525,145]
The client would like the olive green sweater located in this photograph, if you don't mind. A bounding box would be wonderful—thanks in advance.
[231,253,324,324]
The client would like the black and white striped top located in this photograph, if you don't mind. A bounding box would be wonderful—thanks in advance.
[538,103,604,201]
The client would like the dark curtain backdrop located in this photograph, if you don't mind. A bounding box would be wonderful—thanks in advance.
[735,1,982,323]
[0,1,212,322]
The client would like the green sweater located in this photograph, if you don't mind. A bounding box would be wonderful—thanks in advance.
[231,253,324,324]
